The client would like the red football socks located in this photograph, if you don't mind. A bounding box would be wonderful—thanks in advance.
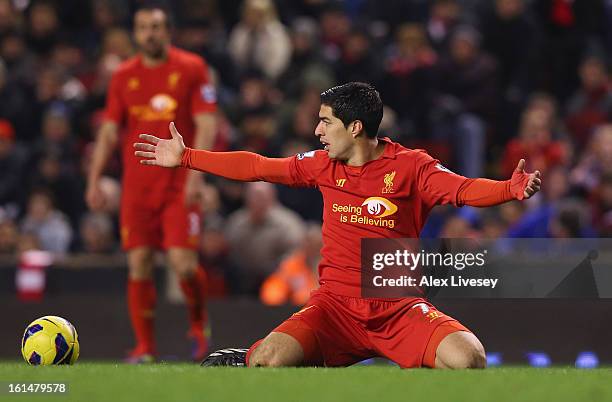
[179,267,208,334]
[127,279,157,355]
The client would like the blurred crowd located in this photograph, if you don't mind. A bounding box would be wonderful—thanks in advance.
[0,0,610,298]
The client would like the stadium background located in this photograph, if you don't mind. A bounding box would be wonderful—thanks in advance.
[0,0,611,363]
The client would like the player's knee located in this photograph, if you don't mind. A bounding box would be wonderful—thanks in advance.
[171,262,195,279]
[249,343,288,368]
[437,331,486,369]
[128,248,154,279]
[462,342,486,369]
[249,333,304,367]
[451,340,486,369]
[167,250,198,278]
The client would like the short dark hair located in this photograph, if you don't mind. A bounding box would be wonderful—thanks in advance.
[320,82,383,138]
[135,2,173,29]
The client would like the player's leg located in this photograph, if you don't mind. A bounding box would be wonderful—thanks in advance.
[126,246,157,361]
[121,198,161,362]
[370,300,485,369]
[201,314,318,367]
[167,247,209,351]
[202,291,373,368]
[163,199,209,360]
[200,314,315,367]
[247,318,322,367]
[432,328,486,369]
[248,332,306,367]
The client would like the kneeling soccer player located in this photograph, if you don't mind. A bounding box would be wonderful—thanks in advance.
[135,82,541,368]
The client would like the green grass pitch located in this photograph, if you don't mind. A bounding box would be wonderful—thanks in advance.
[0,363,610,402]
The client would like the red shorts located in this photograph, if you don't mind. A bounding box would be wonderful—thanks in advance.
[271,289,469,368]
[120,191,201,251]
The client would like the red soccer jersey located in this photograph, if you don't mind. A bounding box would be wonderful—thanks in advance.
[287,138,467,297]
[104,46,216,197]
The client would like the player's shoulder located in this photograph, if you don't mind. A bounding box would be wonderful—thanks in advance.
[171,47,206,68]
[379,138,431,162]
[113,56,142,78]
[295,149,329,164]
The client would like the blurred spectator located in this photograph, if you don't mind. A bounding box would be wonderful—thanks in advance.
[29,152,85,227]
[507,166,594,237]
[228,0,291,81]
[548,199,595,238]
[26,1,61,57]
[87,28,134,104]
[570,124,612,193]
[79,211,115,253]
[176,18,237,90]
[225,182,305,294]
[501,107,569,178]
[200,224,230,297]
[431,25,499,177]
[21,189,73,254]
[0,58,31,136]
[480,0,539,140]
[0,30,37,87]
[480,0,538,101]
[533,0,607,100]
[239,105,277,153]
[479,207,508,239]
[565,55,612,148]
[260,222,321,306]
[0,119,27,208]
[334,28,382,85]
[318,4,351,64]
[440,214,479,238]
[278,17,334,98]
[0,0,19,36]
[32,105,79,170]
[274,85,321,152]
[0,218,18,254]
[426,0,462,51]
[226,70,275,120]
[381,23,437,137]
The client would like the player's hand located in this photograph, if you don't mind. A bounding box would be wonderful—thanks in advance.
[510,159,541,200]
[85,181,106,211]
[134,122,185,168]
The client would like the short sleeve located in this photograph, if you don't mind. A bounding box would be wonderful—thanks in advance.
[190,58,217,115]
[104,73,125,124]
[288,150,328,187]
[413,150,467,207]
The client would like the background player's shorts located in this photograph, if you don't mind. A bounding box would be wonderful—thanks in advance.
[120,190,201,251]
[272,288,469,368]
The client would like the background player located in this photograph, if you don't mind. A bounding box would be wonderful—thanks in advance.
[135,83,540,368]
[86,5,216,362]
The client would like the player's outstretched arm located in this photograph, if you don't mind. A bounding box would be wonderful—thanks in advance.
[457,159,542,207]
[134,122,295,185]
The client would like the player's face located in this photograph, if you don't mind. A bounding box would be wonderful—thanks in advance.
[315,105,354,160]
[133,10,170,60]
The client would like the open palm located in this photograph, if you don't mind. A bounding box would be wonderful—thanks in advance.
[134,122,186,167]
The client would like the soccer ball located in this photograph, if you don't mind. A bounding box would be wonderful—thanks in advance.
[21,316,80,365]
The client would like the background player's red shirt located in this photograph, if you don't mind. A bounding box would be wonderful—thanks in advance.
[105,46,216,199]
[287,138,467,297]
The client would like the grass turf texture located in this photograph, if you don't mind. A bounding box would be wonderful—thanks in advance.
[0,363,610,402]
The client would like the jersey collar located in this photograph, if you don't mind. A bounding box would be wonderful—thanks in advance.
[379,137,397,159]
